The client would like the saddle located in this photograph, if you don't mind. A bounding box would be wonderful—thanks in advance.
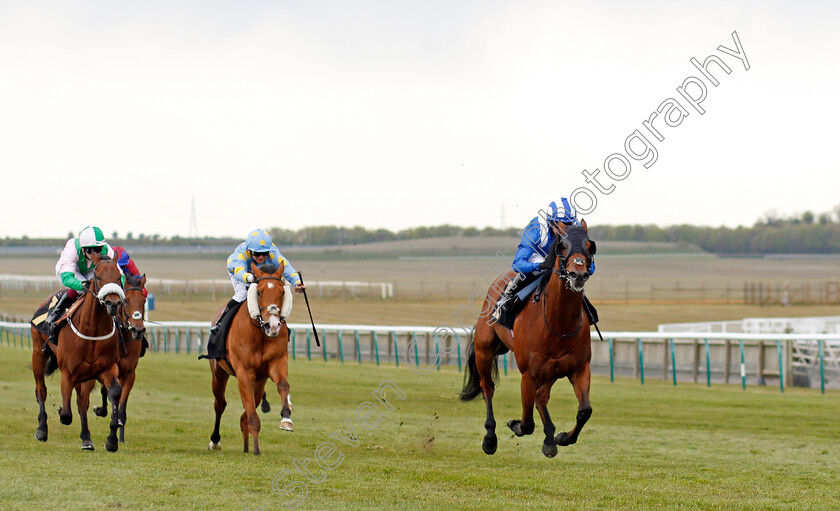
[496,272,599,331]
[199,300,246,362]
[30,291,83,336]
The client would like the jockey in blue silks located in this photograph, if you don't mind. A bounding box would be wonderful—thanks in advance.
[492,197,595,323]
[203,229,306,361]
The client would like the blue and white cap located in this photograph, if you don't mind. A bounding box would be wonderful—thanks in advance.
[547,198,578,225]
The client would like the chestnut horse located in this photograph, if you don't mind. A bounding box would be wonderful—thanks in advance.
[208,262,293,455]
[90,273,148,443]
[31,252,126,451]
[460,221,596,457]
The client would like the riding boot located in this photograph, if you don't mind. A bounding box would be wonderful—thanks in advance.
[492,273,524,322]
[209,298,239,336]
[45,292,73,348]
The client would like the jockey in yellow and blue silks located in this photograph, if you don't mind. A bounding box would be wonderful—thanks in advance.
[208,228,305,341]
[492,198,595,322]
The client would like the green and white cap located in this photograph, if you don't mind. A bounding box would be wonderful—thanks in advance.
[78,226,106,248]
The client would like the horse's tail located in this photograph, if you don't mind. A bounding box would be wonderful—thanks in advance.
[44,350,58,377]
[460,336,498,402]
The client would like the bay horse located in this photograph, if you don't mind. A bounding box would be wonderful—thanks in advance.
[31,251,126,451]
[208,262,293,455]
[460,220,596,457]
[90,273,148,443]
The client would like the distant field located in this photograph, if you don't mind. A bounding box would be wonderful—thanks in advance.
[2,238,839,329]
[0,345,837,510]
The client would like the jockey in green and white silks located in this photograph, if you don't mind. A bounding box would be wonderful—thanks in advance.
[55,226,119,292]
[46,226,124,345]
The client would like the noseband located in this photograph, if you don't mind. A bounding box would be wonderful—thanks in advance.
[120,284,146,339]
[551,227,594,285]
[251,275,286,330]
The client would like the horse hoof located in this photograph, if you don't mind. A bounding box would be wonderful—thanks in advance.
[59,414,72,426]
[542,442,558,458]
[105,439,119,452]
[279,418,294,432]
[261,401,271,413]
[93,406,107,418]
[208,441,222,450]
[554,432,573,446]
[506,419,523,437]
[81,440,94,451]
[482,436,497,455]
[35,430,48,442]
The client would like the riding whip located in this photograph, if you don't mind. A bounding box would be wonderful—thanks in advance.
[297,272,321,347]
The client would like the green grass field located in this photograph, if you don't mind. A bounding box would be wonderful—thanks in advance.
[1,344,837,510]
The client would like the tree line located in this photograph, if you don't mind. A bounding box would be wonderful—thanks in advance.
[3,207,839,254]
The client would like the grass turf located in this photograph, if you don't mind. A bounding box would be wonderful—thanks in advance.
[0,344,838,510]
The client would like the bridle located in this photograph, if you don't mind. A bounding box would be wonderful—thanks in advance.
[120,283,146,341]
[541,226,595,339]
[250,275,285,330]
[68,258,124,342]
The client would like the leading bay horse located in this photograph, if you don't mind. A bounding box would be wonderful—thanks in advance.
[208,262,293,455]
[460,220,596,457]
[90,273,148,443]
[31,252,126,451]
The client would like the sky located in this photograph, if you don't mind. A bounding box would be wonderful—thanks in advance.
[1,1,839,239]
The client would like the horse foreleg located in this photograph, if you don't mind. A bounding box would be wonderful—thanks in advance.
[208,361,229,450]
[76,381,95,450]
[236,372,261,455]
[269,361,292,432]
[101,366,122,453]
[32,339,49,441]
[555,364,592,447]
[507,372,537,437]
[117,370,136,443]
[93,384,108,417]
[534,382,557,458]
[58,368,73,426]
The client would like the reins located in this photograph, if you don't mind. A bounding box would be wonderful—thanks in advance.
[250,275,286,331]
[66,258,124,343]
[540,226,592,340]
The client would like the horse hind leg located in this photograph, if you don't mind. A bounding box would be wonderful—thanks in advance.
[93,384,108,417]
[208,361,229,451]
[261,392,271,413]
[472,335,502,454]
[555,364,593,447]
[32,336,49,442]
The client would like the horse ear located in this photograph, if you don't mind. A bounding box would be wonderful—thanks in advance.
[251,262,263,277]
[581,219,588,232]
[276,262,285,276]
[140,274,147,287]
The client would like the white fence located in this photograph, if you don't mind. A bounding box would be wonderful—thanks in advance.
[0,274,394,299]
[2,320,838,393]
